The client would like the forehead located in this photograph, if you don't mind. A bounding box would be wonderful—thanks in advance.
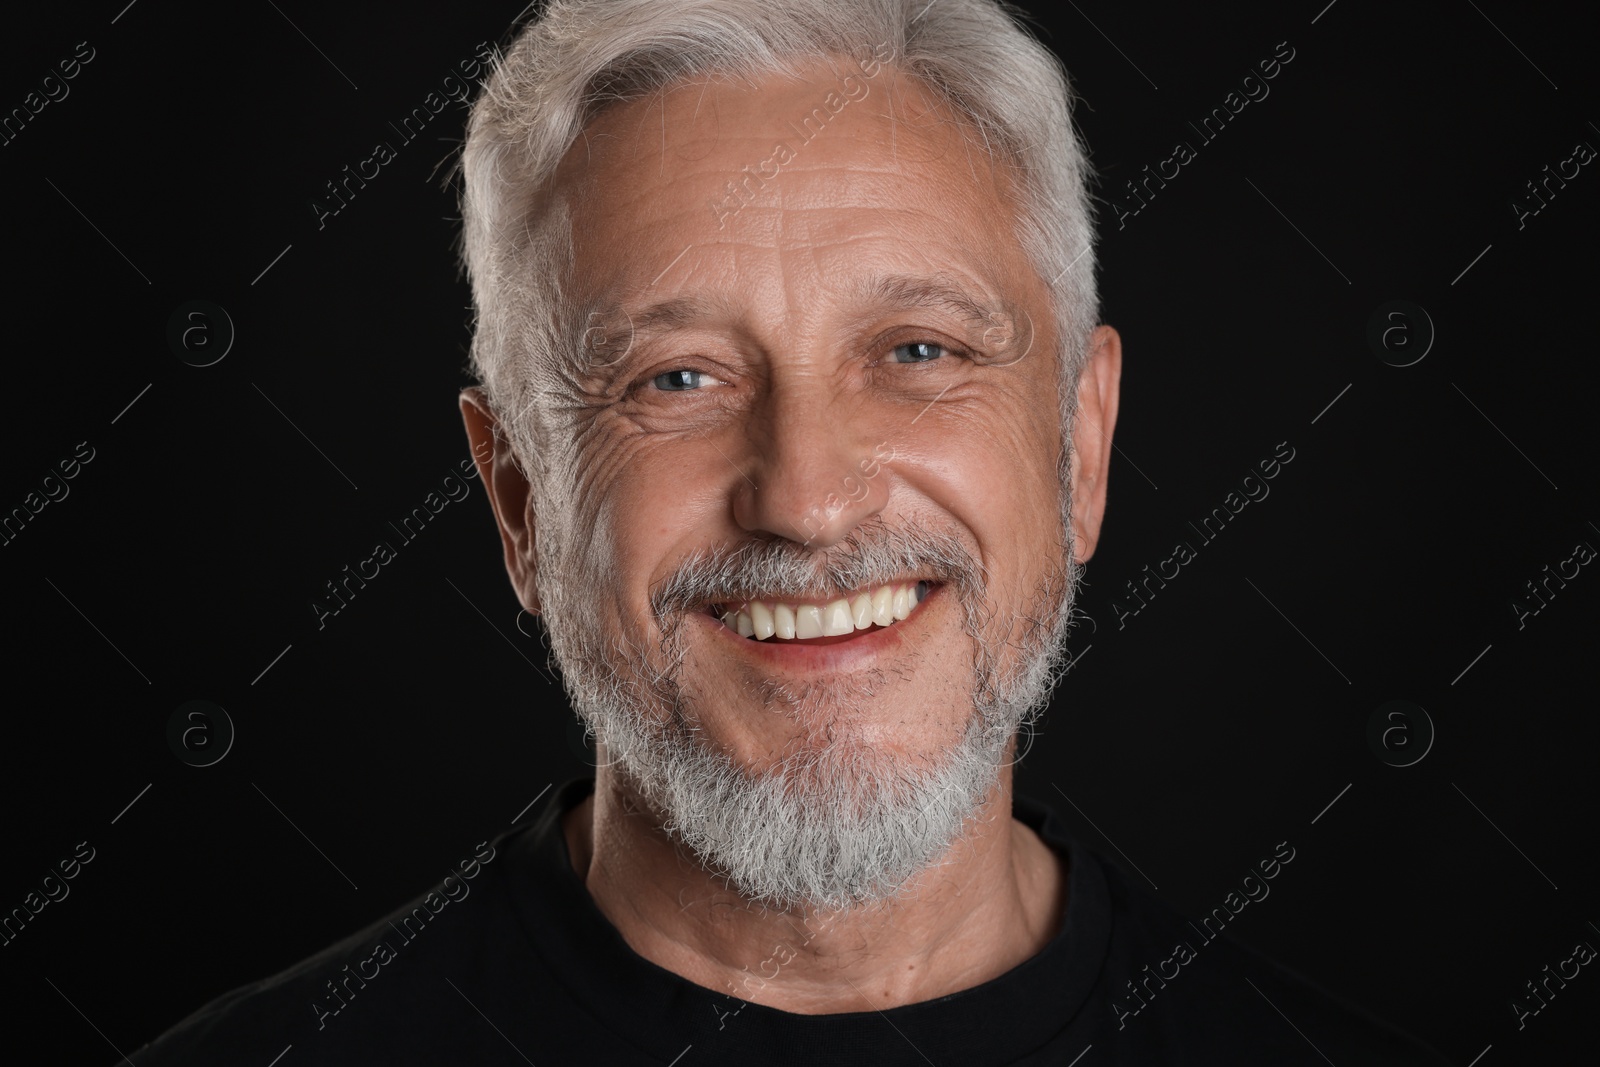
[548,62,1043,317]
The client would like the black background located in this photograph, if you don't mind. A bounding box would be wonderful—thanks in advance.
[1,1,1595,1063]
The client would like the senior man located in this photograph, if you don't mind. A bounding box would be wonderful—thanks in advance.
[134,1,1449,1063]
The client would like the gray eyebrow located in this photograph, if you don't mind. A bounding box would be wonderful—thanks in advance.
[628,295,732,333]
[569,294,738,376]
[850,274,1003,327]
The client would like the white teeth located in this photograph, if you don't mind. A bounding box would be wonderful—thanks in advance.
[871,586,895,626]
[795,604,824,639]
[774,603,797,639]
[822,599,855,637]
[715,582,931,640]
[750,601,775,640]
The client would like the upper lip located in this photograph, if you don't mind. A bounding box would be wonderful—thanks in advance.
[697,578,935,614]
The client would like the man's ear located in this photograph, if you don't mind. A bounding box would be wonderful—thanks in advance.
[1067,325,1122,565]
[459,387,542,614]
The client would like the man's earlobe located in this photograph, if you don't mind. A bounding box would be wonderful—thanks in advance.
[459,388,542,615]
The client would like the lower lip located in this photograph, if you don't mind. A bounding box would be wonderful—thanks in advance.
[694,586,941,671]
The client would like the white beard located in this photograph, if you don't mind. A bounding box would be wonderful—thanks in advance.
[535,476,1080,911]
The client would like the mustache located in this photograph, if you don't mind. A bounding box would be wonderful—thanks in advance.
[649,517,986,618]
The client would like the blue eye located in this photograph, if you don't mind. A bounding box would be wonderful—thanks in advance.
[892,342,944,363]
[652,369,704,391]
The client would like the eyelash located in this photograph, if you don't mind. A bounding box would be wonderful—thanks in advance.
[641,339,967,393]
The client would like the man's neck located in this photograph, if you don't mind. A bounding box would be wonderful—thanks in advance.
[562,769,1067,1014]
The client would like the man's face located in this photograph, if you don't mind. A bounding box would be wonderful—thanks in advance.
[495,61,1098,906]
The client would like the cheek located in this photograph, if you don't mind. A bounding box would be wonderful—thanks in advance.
[913,410,1055,518]
[906,391,1063,602]
[580,433,732,605]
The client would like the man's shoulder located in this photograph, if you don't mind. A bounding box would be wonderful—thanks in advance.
[130,917,371,1065]
[1083,846,1452,1066]
[127,835,535,1065]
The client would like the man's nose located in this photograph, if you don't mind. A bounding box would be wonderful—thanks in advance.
[730,381,890,549]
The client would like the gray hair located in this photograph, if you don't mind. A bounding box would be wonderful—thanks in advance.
[456,0,1099,473]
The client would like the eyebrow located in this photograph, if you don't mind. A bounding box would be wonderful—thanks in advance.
[628,295,733,334]
[568,294,737,377]
[850,274,1003,328]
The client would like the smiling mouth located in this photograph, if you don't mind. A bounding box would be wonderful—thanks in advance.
[702,580,933,645]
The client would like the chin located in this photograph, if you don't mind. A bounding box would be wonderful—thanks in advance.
[593,668,1019,911]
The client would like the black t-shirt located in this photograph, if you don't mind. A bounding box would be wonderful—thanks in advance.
[131,779,1448,1065]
